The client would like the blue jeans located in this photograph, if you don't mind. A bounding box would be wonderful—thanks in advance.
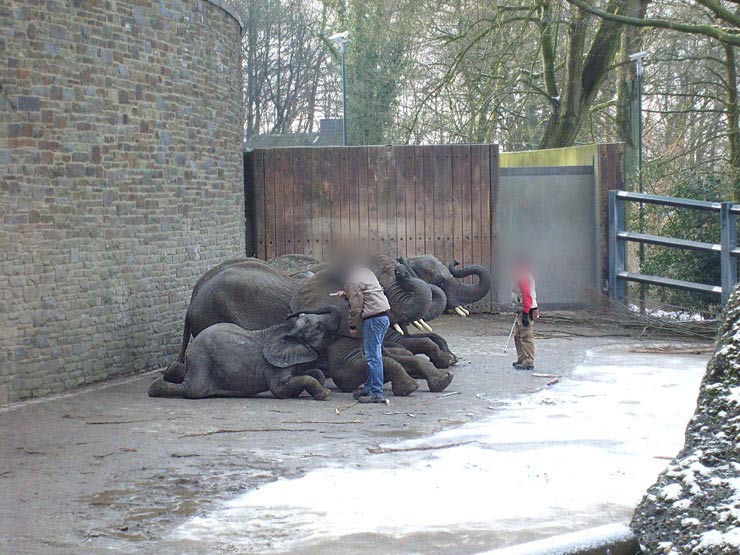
[363,315,390,397]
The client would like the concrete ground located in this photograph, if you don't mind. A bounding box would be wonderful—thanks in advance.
[0,314,712,555]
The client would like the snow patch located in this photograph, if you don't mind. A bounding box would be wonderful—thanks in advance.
[476,523,633,555]
[698,527,740,548]
[173,353,706,553]
[660,483,684,502]
[728,386,740,405]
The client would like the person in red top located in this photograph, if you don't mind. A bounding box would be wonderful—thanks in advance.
[510,258,539,370]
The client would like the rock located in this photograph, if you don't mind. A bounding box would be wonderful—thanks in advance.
[631,285,740,554]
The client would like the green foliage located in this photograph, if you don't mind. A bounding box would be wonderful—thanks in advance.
[640,170,729,311]
[322,0,416,145]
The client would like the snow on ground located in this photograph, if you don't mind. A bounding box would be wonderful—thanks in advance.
[173,351,705,554]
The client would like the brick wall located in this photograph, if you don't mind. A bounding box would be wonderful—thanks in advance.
[0,0,245,403]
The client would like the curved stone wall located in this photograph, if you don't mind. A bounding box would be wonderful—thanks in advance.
[0,0,245,402]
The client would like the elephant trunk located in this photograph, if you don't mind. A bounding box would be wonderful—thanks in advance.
[396,257,419,278]
[447,260,492,306]
[384,270,433,325]
[425,284,447,321]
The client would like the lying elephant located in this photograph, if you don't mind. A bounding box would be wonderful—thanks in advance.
[149,307,340,400]
[390,258,458,367]
[166,258,301,380]
[290,256,454,395]
[407,254,492,315]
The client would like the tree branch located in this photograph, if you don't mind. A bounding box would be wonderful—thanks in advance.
[565,0,740,45]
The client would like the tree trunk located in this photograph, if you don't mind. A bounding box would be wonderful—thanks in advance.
[616,0,648,189]
[539,0,629,149]
[725,44,740,201]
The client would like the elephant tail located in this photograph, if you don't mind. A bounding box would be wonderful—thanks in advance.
[163,317,191,382]
[175,316,192,364]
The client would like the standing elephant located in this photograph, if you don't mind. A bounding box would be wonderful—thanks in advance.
[149,307,340,400]
[290,255,454,395]
[407,254,492,315]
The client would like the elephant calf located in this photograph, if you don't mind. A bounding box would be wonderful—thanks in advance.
[148,307,340,400]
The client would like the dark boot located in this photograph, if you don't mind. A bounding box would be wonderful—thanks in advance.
[358,395,388,404]
[353,386,370,400]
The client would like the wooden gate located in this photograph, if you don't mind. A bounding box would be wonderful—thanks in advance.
[245,144,499,310]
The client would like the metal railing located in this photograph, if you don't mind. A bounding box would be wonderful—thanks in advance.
[608,190,740,306]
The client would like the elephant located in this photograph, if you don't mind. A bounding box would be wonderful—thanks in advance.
[387,257,458,368]
[266,254,320,275]
[165,258,301,381]
[407,254,492,315]
[289,255,454,395]
[165,254,453,395]
[149,307,341,400]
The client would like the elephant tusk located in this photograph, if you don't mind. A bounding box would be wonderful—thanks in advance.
[461,307,470,316]
[454,306,467,317]
[392,323,404,335]
[419,319,433,332]
[412,320,425,331]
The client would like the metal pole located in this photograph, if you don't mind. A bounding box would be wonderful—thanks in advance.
[503,313,518,354]
[634,53,647,312]
[720,203,737,306]
[637,57,644,197]
[608,190,627,304]
[340,43,348,146]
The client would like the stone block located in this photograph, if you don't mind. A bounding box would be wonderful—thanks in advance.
[17,96,40,111]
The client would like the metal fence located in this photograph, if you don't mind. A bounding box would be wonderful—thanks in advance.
[608,190,740,306]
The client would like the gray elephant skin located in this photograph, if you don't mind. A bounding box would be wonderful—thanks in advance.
[290,255,454,396]
[149,307,340,400]
[407,254,492,313]
[165,254,455,397]
[166,258,300,378]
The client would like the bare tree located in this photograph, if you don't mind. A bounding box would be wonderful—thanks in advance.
[567,0,740,199]
[243,0,338,140]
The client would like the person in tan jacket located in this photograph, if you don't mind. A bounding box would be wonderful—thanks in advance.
[339,265,391,403]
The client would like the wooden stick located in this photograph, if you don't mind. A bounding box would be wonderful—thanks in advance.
[368,440,475,454]
[180,427,316,438]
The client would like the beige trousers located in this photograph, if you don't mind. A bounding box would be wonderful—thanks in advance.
[514,312,535,366]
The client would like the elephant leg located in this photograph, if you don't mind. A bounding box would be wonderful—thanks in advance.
[383,346,413,357]
[382,356,419,396]
[329,354,418,397]
[270,374,331,401]
[148,378,186,397]
[387,352,454,393]
[327,339,418,397]
[163,361,187,383]
[398,335,457,368]
[425,332,455,356]
[304,367,327,386]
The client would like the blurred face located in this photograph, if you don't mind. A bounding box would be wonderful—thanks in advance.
[514,259,528,276]
[328,240,372,270]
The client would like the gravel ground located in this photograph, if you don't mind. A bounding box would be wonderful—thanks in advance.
[0,313,711,555]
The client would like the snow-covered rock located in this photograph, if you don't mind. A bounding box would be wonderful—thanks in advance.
[631,286,740,554]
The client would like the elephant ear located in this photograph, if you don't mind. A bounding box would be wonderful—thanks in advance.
[263,330,318,368]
